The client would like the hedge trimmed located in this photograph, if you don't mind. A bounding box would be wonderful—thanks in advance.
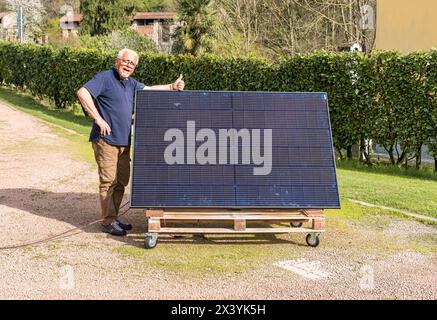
[0,42,436,165]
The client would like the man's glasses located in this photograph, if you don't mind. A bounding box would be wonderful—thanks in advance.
[119,59,136,68]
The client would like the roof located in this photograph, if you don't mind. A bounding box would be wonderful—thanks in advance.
[0,12,14,19]
[58,12,175,24]
[60,13,83,23]
[133,12,176,20]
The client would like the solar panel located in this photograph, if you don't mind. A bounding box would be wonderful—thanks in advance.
[131,90,340,209]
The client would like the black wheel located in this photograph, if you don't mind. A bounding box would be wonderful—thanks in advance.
[144,233,158,249]
[306,233,320,247]
[290,221,303,228]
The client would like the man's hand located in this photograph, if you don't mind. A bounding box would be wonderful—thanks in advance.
[96,118,111,136]
[146,75,186,91]
[172,74,185,91]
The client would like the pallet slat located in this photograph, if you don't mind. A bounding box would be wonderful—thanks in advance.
[155,215,316,221]
[146,209,324,216]
[157,227,324,234]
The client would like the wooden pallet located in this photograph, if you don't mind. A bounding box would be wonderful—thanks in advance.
[143,208,325,248]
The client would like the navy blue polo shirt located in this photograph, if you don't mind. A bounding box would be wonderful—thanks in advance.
[83,68,145,146]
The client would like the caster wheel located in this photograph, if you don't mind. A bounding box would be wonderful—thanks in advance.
[306,233,320,247]
[290,221,303,228]
[144,233,158,249]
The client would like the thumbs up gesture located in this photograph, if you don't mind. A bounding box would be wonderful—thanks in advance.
[172,74,185,91]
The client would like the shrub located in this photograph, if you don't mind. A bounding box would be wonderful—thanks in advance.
[0,42,435,166]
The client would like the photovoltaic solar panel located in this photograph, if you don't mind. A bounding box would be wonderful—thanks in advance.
[131,90,340,209]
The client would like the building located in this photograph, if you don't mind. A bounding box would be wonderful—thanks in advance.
[60,13,82,39]
[130,12,176,52]
[0,12,17,41]
[59,12,177,51]
[375,0,437,52]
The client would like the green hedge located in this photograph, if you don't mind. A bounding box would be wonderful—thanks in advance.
[0,42,436,165]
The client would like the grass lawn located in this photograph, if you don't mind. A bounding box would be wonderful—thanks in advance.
[0,87,91,136]
[336,161,437,219]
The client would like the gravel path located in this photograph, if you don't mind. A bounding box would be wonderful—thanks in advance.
[0,101,436,300]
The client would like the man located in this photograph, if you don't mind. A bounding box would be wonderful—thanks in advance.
[77,48,185,236]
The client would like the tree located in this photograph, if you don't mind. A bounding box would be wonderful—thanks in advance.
[0,0,8,11]
[215,0,266,56]
[135,0,175,11]
[215,0,377,58]
[79,29,158,53]
[172,0,217,56]
[79,0,138,36]
[41,0,80,19]
[6,0,46,42]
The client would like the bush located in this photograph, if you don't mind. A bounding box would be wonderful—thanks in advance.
[0,41,436,167]
[79,29,159,53]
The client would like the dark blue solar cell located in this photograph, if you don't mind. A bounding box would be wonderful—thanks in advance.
[131,90,340,209]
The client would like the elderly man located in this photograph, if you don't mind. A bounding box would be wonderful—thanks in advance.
[77,48,185,236]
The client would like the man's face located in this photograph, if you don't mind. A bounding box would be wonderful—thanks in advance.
[115,53,137,80]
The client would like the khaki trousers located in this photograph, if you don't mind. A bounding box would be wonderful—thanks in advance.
[92,139,130,225]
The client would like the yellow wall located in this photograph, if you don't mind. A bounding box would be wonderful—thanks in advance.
[375,0,437,52]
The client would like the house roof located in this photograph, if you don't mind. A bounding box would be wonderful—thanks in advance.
[133,12,176,20]
[60,14,83,23]
[59,12,176,24]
